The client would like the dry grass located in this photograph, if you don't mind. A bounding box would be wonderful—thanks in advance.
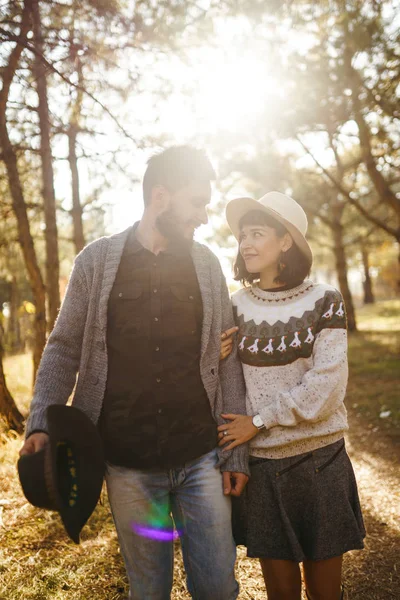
[1,300,399,599]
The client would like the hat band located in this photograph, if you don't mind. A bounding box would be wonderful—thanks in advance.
[43,443,59,511]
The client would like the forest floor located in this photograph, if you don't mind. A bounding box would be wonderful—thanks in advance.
[0,300,399,599]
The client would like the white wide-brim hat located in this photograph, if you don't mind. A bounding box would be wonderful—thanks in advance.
[226,191,313,263]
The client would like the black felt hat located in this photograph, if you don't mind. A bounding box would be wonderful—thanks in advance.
[17,405,105,544]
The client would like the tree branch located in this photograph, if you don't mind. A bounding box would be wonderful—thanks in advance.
[295,135,400,240]
[0,25,140,146]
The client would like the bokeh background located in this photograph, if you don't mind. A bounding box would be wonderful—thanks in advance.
[0,1,399,598]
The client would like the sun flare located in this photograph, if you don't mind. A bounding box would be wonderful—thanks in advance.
[194,51,278,132]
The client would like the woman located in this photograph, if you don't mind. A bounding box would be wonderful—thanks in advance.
[219,192,365,600]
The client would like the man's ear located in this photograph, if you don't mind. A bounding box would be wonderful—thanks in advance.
[151,185,170,211]
[281,232,293,253]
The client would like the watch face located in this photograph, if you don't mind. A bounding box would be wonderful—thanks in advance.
[253,415,264,429]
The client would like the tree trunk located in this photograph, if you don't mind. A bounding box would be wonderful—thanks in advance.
[0,3,47,381]
[8,275,22,353]
[0,328,24,434]
[68,125,85,253]
[0,125,47,379]
[398,243,400,292]
[331,221,357,331]
[29,0,61,331]
[361,246,375,304]
[68,49,85,254]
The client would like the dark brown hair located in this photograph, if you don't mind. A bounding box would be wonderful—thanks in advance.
[143,145,216,206]
[233,210,312,287]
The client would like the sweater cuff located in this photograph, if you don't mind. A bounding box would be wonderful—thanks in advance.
[218,444,250,477]
[25,408,49,439]
[27,429,49,437]
[259,405,278,430]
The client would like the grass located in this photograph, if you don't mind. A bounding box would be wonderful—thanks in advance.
[355,299,400,332]
[0,299,399,599]
[3,351,33,416]
[348,300,400,436]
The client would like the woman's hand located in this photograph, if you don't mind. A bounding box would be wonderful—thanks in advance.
[220,327,238,361]
[217,413,259,451]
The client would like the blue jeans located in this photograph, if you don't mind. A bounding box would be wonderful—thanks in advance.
[106,449,238,600]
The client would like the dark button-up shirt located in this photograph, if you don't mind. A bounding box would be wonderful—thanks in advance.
[100,225,217,469]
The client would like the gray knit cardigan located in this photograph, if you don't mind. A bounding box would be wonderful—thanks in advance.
[26,226,249,476]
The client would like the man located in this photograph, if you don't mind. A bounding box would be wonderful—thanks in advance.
[20,146,249,600]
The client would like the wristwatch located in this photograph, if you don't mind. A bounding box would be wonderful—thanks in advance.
[252,414,265,430]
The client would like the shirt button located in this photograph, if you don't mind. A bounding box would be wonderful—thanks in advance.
[156,377,161,383]
[118,292,123,298]
[153,263,157,267]
[154,317,159,322]
[153,289,157,293]
[189,295,194,300]
[155,346,160,352]
[158,408,162,414]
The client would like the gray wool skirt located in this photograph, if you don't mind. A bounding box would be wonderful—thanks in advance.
[232,439,366,562]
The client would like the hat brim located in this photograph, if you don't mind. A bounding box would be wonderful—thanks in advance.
[226,197,313,264]
[18,405,105,544]
[47,405,105,543]
[18,446,57,511]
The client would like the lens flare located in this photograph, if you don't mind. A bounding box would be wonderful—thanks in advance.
[130,499,183,542]
[131,523,181,542]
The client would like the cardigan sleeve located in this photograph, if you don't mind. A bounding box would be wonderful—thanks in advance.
[258,290,349,429]
[25,255,90,437]
[213,258,250,477]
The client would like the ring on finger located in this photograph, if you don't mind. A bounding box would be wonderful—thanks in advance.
[223,430,228,437]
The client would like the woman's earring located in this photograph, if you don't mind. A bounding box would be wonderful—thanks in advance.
[278,252,286,273]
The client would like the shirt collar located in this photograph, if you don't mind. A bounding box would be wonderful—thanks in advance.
[126,222,143,255]
[126,221,193,258]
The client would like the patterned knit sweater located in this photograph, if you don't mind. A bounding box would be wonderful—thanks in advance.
[232,280,349,459]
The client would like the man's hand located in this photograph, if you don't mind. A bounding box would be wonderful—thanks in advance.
[222,472,249,497]
[19,432,49,456]
[220,326,238,361]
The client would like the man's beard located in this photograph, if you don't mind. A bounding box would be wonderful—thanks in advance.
[156,208,195,247]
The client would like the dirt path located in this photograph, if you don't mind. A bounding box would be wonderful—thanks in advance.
[340,411,400,600]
